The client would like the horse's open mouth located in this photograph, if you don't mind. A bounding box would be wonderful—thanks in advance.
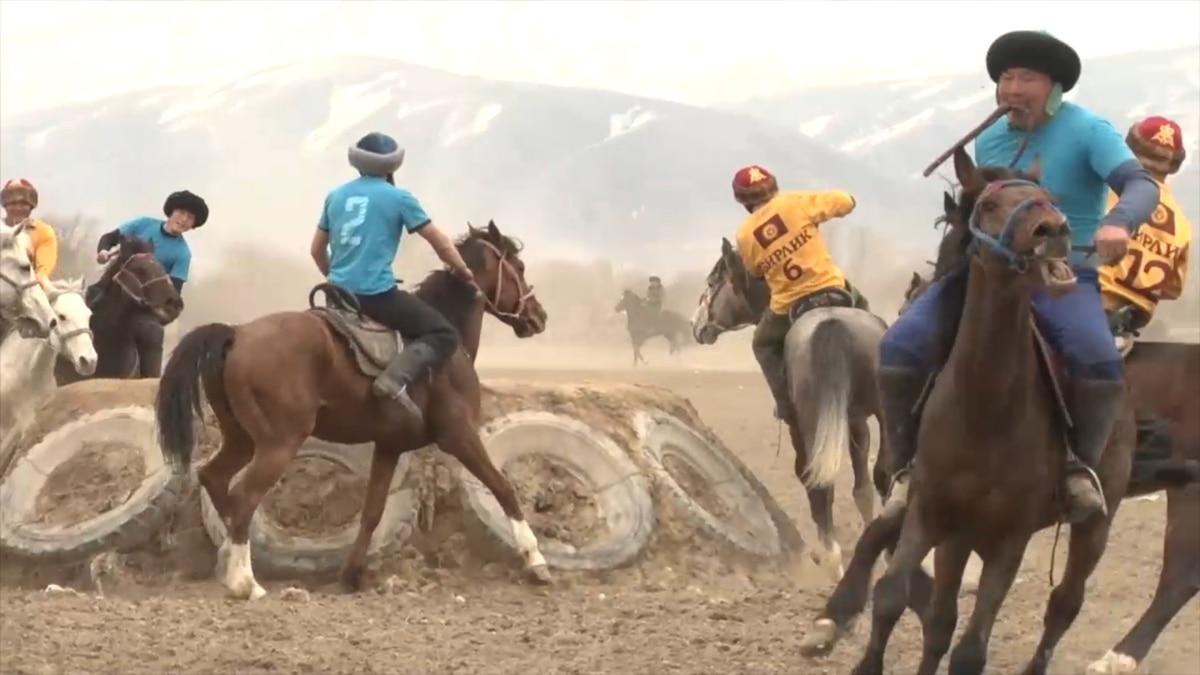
[1037,258,1076,290]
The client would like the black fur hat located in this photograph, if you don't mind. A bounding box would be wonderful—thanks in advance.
[163,190,209,227]
[986,30,1081,92]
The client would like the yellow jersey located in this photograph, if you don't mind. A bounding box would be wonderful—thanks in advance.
[735,190,855,315]
[1098,180,1192,318]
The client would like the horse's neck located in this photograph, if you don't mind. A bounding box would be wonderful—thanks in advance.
[0,335,55,404]
[947,262,1039,426]
[458,303,486,363]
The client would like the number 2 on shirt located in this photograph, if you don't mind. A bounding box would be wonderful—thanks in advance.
[339,196,370,247]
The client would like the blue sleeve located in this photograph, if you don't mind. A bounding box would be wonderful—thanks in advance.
[317,194,332,232]
[396,191,431,234]
[170,248,191,282]
[117,217,154,237]
[1086,116,1137,183]
[1103,160,1161,233]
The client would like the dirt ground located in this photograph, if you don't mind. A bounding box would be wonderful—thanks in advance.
[2,341,1198,675]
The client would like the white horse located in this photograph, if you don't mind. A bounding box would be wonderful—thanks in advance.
[0,221,58,338]
[0,277,98,438]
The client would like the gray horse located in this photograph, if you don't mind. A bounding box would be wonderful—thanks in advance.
[690,239,890,577]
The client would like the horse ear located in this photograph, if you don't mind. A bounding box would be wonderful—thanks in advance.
[721,237,734,255]
[910,271,922,287]
[486,219,501,239]
[953,146,985,194]
[942,191,957,216]
[1026,157,1043,183]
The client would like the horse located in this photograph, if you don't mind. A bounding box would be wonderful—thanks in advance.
[899,196,1200,675]
[155,221,552,601]
[690,240,889,578]
[800,150,1200,675]
[0,278,98,436]
[0,220,58,341]
[613,289,690,366]
[54,233,183,385]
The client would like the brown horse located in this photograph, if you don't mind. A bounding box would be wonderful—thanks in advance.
[55,232,182,385]
[154,222,551,600]
[801,154,1200,674]
[613,289,690,366]
[900,205,1200,675]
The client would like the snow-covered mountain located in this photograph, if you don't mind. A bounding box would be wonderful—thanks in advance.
[0,56,937,279]
[724,45,1200,216]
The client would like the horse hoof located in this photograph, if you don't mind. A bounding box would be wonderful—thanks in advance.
[1085,651,1139,675]
[799,618,842,657]
[527,564,554,586]
[339,568,368,594]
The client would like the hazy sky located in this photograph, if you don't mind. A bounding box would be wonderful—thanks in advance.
[2,0,1198,119]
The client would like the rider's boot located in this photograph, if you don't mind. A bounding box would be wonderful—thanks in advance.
[1062,378,1123,524]
[372,342,438,424]
[879,366,928,517]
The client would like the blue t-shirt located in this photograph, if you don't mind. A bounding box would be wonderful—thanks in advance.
[975,102,1136,266]
[117,217,192,281]
[318,176,431,296]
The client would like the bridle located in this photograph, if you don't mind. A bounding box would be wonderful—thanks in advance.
[474,238,536,322]
[45,286,94,345]
[0,225,43,321]
[107,251,174,309]
[967,178,1074,273]
[697,266,754,333]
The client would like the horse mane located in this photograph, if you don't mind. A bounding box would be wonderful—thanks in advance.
[45,277,86,300]
[414,224,523,334]
[929,165,1043,370]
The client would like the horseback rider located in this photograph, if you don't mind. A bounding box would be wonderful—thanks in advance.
[309,131,465,423]
[0,178,58,341]
[93,189,207,378]
[731,164,870,425]
[645,276,665,314]
[878,30,1162,524]
[1098,115,1192,343]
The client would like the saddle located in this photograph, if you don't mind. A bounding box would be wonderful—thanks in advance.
[306,284,403,379]
[786,287,856,323]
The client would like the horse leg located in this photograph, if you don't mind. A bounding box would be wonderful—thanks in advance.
[1087,487,1200,674]
[223,434,306,600]
[849,417,875,525]
[948,535,1030,675]
[1021,515,1116,675]
[916,535,973,675]
[851,500,941,675]
[196,421,255,579]
[437,425,552,584]
[340,440,403,593]
[790,424,842,579]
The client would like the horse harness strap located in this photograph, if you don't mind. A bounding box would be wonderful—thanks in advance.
[111,252,173,307]
[475,239,534,321]
[786,287,855,323]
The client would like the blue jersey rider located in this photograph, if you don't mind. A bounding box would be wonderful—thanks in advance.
[878,30,1161,524]
[309,131,468,423]
[94,189,208,378]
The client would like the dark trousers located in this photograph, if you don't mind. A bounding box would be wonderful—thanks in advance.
[354,288,459,369]
[132,314,165,378]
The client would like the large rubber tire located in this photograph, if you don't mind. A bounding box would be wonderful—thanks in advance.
[635,410,804,558]
[198,439,418,578]
[459,411,656,571]
[0,406,186,562]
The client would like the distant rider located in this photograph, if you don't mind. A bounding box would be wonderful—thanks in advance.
[1098,115,1192,342]
[0,178,59,341]
[645,276,665,314]
[94,189,207,377]
[731,164,870,426]
[878,30,1161,524]
[309,131,466,424]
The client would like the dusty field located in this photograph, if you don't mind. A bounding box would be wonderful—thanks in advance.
[2,341,1198,675]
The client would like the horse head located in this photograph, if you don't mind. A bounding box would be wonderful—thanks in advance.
[0,221,57,335]
[951,147,1073,293]
[458,220,545,338]
[691,243,759,344]
[94,233,184,325]
[45,277,98,376]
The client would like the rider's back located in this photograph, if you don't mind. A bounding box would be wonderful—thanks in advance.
[976,101,1133,263]
[321,176,428,296]
[1098,180,1193,316]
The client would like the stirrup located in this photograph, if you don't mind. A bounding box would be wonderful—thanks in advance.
[884,465,912,502]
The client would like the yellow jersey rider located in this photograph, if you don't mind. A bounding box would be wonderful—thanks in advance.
[1098,115,1192,342]
[732,165,869,425]
[0,178,58,341]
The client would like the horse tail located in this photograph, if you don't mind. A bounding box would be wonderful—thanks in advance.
[803,318,853,488]
[155,323,235,472]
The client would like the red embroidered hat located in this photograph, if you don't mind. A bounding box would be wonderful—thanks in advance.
[0,178,38,208]
[732,165,779,207]
[1127,116,1186,175]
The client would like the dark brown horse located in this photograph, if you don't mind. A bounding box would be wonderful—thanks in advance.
[799,149,1200,675]
[898,201,1200,675]
[55,232,182,385]
[155,222,551,600]
[613,289,689,366]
